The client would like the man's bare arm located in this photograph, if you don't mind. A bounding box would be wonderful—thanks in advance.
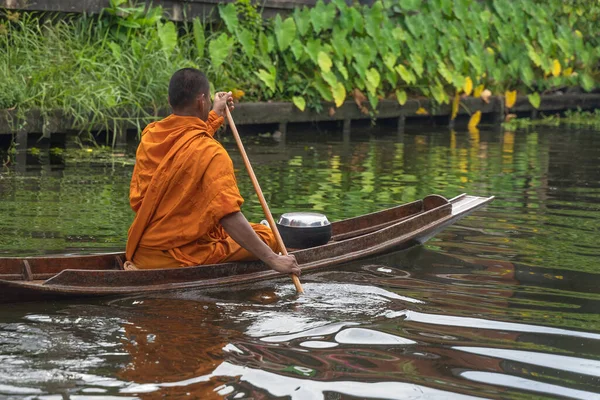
[220,212,301,276]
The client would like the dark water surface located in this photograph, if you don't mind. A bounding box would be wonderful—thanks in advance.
[0,126,599,399]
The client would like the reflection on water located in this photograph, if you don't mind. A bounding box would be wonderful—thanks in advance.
[0,127,600,399]
[2,248,599,399]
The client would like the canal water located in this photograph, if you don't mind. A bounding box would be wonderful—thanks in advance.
[0,125,599,399]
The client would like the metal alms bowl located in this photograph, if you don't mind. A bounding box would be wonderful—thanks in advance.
[278,212,331,227]
[276,212,332,249]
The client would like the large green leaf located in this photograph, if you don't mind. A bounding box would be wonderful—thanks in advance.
[364,1,384,39]
[255,67,277,93]
[430,81,449,104]
[385,70,398,87]
[383,54,397,73]
[352,38,376,71]
[526,44,542,67]
[398,0,420,11]
[282,52,298,73]
[236,28,255,58]
[331,81,346,107]
[437,0,453,16]
[157,21,177,56]
[368,92,379,110]
[192,18,205,59]
[392,27,407,41]
[293,7,311,36]
[410,54,424,77]
[209,33,234,69]
[350,7,364,33]
[304,39,322,64]
[335,61,349,80]
[453,0,468,21]
[290,40,304,60]
[353,61,367,80]
[331,28,351,61]
[258,32,269,55]
[322,71,338,87]
[494,0,512,23]
[314,78,333,101]
[142,5,164,25]
[310,1,327,34]
[292,96,306,111]
[395,64,416,84]
[365,68,380,96]
[274,15,297,51]
[218,3,238,33]
[339,6,354,31]
[451,73,465,92]
[318,51,333,72]
[528,92,541,109]
[467,55,484,76]
[521,64,534,86]
[396,89,407,106]
[309,0,336,35]
[267,35,276,53]
[332,0,347,11]
[294,6,310,36]
[581,73,595,92]
[437,61,453,84]
[118,19,140,29]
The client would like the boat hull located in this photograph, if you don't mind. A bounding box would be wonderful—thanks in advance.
[0,194,493,304]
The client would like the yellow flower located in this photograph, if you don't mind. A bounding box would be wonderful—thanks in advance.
[232,89,245,100]
[468,111,481,129]
[473,84,485,98]
[463,77,473,96]
[552,59,561,77]
[505,90,517,109]
[451,93,460,120]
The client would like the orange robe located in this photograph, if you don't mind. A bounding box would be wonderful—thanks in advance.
[126,111,278,269]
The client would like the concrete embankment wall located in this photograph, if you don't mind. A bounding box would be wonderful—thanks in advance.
[1,93,599,143]
[0,0,327,19]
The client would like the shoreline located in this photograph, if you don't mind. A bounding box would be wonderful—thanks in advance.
[2,93,599,142]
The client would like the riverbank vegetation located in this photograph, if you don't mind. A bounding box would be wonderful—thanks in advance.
[503,108,600,130]
[1,0,598,134]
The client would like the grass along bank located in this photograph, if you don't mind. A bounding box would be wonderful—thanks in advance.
[1,0,599,137]
[503,108,600,130]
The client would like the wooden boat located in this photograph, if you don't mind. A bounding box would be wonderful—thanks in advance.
[0,194,493,304]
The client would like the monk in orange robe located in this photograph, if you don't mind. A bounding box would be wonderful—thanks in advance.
[125,68,300,276]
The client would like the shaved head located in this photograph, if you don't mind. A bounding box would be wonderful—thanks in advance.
[168,68,210,114]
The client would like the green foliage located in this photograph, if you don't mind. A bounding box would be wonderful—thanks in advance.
[157,21,177,56]
[0,73,23,110]
[274,15,296,51]
[2,0,600,135]
[192,18,205,59]
[528,92,541,109]
[255,67,277,93]
[209,33,233,69]
[219,3,239,33]
[503,108,600,130]
[292,96,306,111]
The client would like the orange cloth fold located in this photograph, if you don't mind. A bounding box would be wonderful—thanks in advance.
[126,111,277,269]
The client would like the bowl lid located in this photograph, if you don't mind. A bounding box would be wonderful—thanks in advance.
[278,212,330,227]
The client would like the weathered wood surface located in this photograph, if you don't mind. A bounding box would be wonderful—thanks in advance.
[0,0,320,19]
[0,194,494,304]
[2,94,599,136]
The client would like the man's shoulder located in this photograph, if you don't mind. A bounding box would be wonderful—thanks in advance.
[185,135,232,160]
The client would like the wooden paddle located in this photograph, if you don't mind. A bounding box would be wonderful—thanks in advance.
[225,108,304,294]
